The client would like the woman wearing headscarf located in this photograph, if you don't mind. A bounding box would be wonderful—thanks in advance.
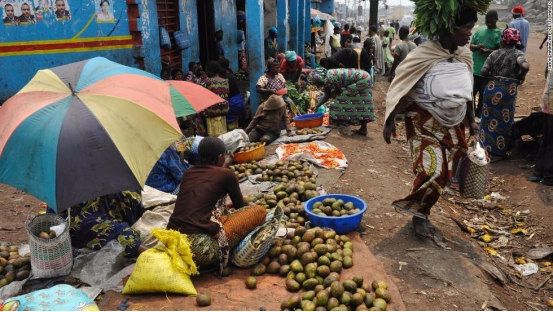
[383,4,485,238]
[479,28,530,160]
[280,51,305,82]
[310,67,375,136]
[168,138,268,274]
[265,26,278,60]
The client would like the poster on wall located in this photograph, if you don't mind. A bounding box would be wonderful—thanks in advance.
[95,0,114,23]
[1,1,37,25]
[33,0,53,21]
[53,0,70,21]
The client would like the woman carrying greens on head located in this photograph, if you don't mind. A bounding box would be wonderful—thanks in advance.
[383,0,490,239]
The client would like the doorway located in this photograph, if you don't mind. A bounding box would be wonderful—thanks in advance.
[157,0,182,71]
[196,0,215,67]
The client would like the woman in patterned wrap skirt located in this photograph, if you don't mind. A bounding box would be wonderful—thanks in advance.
[310,68,375,136]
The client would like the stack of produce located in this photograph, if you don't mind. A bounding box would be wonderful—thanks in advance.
[233,159,316,184]
[230,161,264,180]
[235,142,264,154]
[245,181,320,226]
[311,198,362,218]
[0,244,31,288]
[280,278,391,311]
[296,128,324,136]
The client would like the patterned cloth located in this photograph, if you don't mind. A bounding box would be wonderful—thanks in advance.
[256,73,287,103]
[393,105,467,217]
[479,77,519,156]
[1,285,99,311]
[48,191,144,257]
[146,146,189,193]
[201,78,230,117]
[324,69,376,125]
[185,204,267,274]
[481,47,528,79]
[501,28,521,47]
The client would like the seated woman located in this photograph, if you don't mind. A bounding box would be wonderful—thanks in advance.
[256,58,288,103]
[218,58,245,130]
[48,191,146,258]
[146,145,189,194]
[175,135,204,166]
[245,95,293,144]
[167,138,268,273]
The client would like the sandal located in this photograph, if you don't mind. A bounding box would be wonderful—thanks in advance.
[412,216,435,238]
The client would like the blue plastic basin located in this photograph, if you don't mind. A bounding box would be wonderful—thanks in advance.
[304,194,367,235]
[293,113,324,121]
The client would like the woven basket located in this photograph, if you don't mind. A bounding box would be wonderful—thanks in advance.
[458,155,490,199]
[27,213,73,278]
[231,207,283,268]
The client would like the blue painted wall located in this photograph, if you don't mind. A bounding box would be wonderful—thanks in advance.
[179,0,200,72]
[277,0,288,53]
[246,0,265,113]
[298,0,305,58]
[0,0,161,103]
[304,0,311,44]
[214,0,239,73]
[319,0,334,15]
[289,0,298,52]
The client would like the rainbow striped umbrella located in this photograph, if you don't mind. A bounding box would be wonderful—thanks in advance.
[0,57,189,212]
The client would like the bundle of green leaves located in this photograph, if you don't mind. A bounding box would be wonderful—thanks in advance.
[412,0,492,38]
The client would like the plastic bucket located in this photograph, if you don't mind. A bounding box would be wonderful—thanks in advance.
[293,113,324,129]
[304,194,367,234]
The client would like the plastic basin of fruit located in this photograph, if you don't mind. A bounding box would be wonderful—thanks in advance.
[233,143,266,164]
[293,113,324,129]
[304,194,367,234]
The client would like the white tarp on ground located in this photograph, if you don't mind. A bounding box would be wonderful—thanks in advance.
[276,141,348,170]
[131,204,175,249]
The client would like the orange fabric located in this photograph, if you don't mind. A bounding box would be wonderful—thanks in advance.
[222,206,267,242]
[0,91,68,157]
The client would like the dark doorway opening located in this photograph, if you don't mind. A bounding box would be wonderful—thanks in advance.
[196,0,215,67]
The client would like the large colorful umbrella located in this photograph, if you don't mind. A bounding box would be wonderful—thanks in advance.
[168,80,225,117]
[0,57,183,212]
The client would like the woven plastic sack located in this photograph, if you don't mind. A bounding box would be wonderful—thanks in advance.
[222,206,268,242]
[232,207,283,268]
[458,141,490,199]
[1,284,99,311]
[27,213,73,279]
[174,30,191,50]
[123,228,197,295]
[159,27,171,50]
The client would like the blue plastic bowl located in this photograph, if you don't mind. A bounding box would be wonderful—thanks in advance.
[293,113,324,121]
[304,194,367,234]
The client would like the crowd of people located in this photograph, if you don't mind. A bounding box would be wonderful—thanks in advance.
[45,3,552,276]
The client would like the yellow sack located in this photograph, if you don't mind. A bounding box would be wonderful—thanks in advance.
[123,228,198,295]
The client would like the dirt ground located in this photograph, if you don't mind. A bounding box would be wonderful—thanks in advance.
[0,36,551,310]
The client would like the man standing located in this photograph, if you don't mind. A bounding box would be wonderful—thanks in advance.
[368,25,385,76]
[265,27,278,60]
[470,10,502,117]
[509,6,530,53]
[389,26,417,81]
[3,4,16,25]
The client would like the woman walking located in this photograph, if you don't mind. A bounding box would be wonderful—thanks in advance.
[383,4,484,238]
[479,28,529,159]
[310,68,375,136]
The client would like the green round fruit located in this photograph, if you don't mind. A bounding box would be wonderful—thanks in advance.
[373,298,387,311]
[196,294,211,307]
[245,276,257,289]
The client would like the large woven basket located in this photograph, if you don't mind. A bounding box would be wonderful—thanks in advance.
[26,213,73,278]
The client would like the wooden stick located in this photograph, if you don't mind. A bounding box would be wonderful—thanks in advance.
[534,273,552,291]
